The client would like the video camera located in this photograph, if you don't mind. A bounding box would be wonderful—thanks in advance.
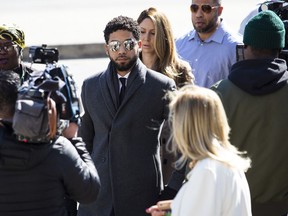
[236,1,288,62]
[28,44,81,124]
[29,45,59,64]
[260,0,288,20]
[261,0,288,61]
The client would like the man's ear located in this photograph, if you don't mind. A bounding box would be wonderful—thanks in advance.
[138,40,142,51]
[104,44,109,55]
[217,6,223,16]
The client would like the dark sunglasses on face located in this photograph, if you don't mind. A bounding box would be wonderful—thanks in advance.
[190,4,219,14]
[107,39,137,52]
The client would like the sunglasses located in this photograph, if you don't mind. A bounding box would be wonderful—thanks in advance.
[107,39,137,52]
[190,4,219,14]
[0,43,17,52]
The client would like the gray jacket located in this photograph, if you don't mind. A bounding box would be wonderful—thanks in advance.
[78,59,176,216]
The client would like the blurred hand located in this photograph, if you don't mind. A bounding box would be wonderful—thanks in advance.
[146,200,172,216]
[146,205,166,216]
[62,122,78,139]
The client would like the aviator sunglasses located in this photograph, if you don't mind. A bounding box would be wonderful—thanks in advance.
[190,4,219,13]
[107,39,137,52]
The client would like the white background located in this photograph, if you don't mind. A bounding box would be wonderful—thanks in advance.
[3,0,262,91]
[3,0,260,46]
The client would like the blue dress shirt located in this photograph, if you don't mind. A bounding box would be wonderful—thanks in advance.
[175,20,241,88]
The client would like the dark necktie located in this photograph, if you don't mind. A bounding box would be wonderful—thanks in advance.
[119,77,126,105]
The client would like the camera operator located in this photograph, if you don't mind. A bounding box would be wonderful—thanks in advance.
[0,24,31,81]
[0,23,81,215]
[0,70,100,216]
[0,23,79,132]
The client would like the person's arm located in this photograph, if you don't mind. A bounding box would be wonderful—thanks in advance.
[78,81,95,153]
[62,122,79,138]
[160,80,185,200]
[60,137,100,204]
[163,163,187,193]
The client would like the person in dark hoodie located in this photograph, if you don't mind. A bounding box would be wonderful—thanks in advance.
[211,10,288,216]
[0,71,100,216]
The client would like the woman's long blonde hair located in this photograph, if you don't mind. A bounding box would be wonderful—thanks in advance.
[168,85,251,171]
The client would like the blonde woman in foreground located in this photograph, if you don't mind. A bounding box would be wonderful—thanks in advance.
[146,85,252,216]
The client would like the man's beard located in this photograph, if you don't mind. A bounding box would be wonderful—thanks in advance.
[193,16,218,34]
[110,55,138,72]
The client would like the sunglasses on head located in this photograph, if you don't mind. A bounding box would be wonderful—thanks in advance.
[107,39,137,52]
[190,4,219,14]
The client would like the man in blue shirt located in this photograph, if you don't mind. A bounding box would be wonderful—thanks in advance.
[176,0,241,88]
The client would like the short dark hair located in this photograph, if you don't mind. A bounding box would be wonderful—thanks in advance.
[0,71,20,118]
[103,15,140,44]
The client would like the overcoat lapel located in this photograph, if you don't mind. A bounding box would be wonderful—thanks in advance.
[99,59,147,111]
[120,60,146,107]
[99,62,118,116]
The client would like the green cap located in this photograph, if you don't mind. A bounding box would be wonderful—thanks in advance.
[243,10,285,49]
